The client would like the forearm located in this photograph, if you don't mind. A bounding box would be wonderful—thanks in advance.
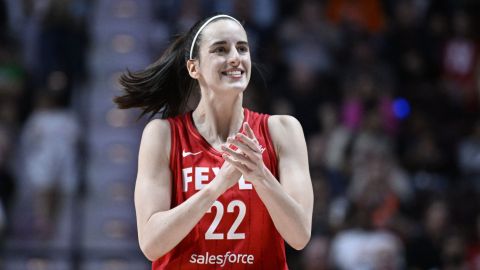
[253,169,311,250]
[139,177,230,261]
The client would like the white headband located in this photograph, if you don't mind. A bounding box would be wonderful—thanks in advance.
[189,15,242,60]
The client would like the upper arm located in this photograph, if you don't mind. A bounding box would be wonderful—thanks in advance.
[135,119,172,233]
[268,115,313,215]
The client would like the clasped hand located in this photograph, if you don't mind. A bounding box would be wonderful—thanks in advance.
[221,122,268,185]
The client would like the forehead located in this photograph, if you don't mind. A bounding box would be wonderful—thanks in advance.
[200,19,247,45]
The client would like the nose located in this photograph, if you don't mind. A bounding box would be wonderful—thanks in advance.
[228,47,240,66]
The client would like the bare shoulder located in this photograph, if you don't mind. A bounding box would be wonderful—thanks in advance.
[268,115,303,132]
[142,119,170,138]
[268,115,306,153]
[140,119,171,161]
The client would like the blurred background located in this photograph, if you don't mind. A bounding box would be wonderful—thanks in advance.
[1,0,480,269]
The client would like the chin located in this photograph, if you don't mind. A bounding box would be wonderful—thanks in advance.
[217,80,247,92]
[227,84,248,93]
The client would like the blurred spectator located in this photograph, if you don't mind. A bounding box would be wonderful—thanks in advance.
[458,120,480,191]
[441,231,468,270]
[278,0,339,76]
[384,0,431,81]
[301,235,330,270]
[330,206,404,270]
[349,129,412,229]
[310,175,331,235]
[340,72,398,136]
[442,10,479,112]
[401,112,450,192]
[37,0,89,102]
[423,3,451,79]
[406,199,449,269]
[278,60,324,136]
[18,90,79,237]
[308,103,352,197]
[275,0,342,133]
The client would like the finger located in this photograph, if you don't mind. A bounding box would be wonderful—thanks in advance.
[222,153,250,174]
[227,137,258,159]
[221,145,256,169]
[235,133,261,153]
[243,122,256,140]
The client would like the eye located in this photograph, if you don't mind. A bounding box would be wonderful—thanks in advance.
[238,45,249,53]
[213,47,226,53]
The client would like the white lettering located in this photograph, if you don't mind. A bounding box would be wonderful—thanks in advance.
[194,167,209,190]
[190,252,255,266]
[197,254,205,264]
[217,255,224,266]
[239,175,253,189]
[223,251,231,267]
[241,254,248,263]
[183,167,254,192]
[228,254,237,263]
[182,168,192,192]
[208,252,215,264]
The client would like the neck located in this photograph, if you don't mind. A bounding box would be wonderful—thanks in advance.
[192,92,244,148]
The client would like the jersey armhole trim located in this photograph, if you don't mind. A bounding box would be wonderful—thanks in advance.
[262,114,279,178]
[166,117,178,209]
[166,118,177,173]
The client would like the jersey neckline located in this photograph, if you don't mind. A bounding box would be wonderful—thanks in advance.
[185,108,250,157]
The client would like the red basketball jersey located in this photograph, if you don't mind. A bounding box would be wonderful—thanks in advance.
[152,109,288,269]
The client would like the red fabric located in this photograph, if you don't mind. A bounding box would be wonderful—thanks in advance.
[153,109,287,269]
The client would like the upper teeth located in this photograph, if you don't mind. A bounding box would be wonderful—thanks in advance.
[226,71,241,76]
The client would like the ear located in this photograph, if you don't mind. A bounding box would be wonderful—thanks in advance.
[187,59,200,79]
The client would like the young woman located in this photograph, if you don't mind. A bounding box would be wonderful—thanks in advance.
[114,14,313,269]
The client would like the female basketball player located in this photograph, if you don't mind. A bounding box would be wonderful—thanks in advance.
[114,14,313,269]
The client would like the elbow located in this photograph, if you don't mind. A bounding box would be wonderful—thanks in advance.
[139,238,163,262]
[142,251,159,262]
[289,229,311,251]
[140,242,157,262]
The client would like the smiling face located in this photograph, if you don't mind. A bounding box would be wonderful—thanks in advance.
[188,19,251,94]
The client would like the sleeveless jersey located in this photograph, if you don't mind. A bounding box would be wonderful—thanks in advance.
[152,109,288,269]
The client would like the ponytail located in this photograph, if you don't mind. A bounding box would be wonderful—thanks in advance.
[113,14,242,119]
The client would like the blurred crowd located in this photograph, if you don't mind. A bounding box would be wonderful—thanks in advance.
[1,0,480,269]
[0,0,88,240]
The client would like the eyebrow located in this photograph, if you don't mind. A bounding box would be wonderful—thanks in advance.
[209,40,249,47]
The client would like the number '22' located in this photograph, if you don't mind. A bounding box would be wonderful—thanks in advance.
[205,200,246,240]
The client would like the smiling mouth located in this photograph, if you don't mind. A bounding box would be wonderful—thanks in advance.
[221,70,244,77]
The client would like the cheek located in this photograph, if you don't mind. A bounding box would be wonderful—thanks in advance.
[199,60,220,77]
[245,56,252,71]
